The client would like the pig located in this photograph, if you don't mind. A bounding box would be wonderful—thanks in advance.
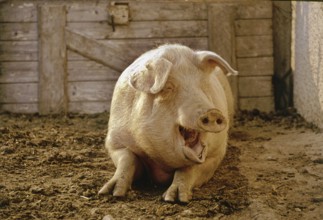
[98,44,238,203]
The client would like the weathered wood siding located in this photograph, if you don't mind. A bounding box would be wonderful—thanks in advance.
[0,0,274,114]
[65,1,208,113]
[0,1,38,113]
[234,2,274,112]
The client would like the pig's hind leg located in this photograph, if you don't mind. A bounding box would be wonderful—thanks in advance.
[98,147,143,196]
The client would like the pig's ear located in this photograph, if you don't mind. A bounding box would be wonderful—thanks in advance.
[129,58,172,94]
[196,51,238,76]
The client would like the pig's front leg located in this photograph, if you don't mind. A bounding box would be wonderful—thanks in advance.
[163,156,223,203]
[99,148,143,196]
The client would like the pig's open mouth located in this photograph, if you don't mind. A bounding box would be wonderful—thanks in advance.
[179,126,206,163]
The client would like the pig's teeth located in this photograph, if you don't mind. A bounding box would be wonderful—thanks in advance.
[179,125,200,148]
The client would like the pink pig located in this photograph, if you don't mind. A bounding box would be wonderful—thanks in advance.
[99,44,237,202]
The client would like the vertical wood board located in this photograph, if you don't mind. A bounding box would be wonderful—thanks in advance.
[273,1,292,110]
[208,4,238,109]
[38,5,67,114]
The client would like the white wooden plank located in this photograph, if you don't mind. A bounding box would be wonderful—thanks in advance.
[239,97,274,112]
[38,5,67,114]
[0,62,38,83]
[65,29,128,72]
[0,41,38,61]
[68,101,110,114]
[237,57,273,76]
[68,81,116,102]
[0,1,37,22]
[235,19,272,36]
[0,83,38,103]
[67,38,208,63]
[67,20,207,39]
[66,2,108,22]
[129,2,207,21]
[0,1,272,23]
[0,23,37,40]
[0,103,38,113]
[237,2,272,19]
[67,2,207,22]
[68,61,120,82]
[239,76,273,97]
[236,36,273,58]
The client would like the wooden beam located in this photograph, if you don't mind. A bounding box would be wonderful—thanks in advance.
[273,1,292,110]
[67,20,207,40]
[38,5,67,114]
[208,4,238,110]
[65,28,127,72]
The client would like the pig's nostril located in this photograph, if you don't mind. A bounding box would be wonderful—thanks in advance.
[216,118,223,125]
[202,117,209,124]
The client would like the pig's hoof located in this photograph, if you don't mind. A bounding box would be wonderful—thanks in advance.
[162,184,192,203]
[98,178,129,197]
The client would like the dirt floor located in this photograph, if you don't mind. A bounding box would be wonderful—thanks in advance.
[0,110,322,220]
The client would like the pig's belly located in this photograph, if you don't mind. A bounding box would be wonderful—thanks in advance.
[139,156,175,185]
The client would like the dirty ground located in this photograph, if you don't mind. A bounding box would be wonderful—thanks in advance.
[0,111,322,219]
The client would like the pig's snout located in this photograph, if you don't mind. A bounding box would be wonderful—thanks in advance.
[197,109,227,133]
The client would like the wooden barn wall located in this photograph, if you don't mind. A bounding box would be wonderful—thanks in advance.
[0,0,274,114]
[0,1,38,113]
[66,1,208,113]
[235,6,274,112]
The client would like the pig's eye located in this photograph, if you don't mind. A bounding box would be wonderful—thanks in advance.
[163,83,175,92]
[157,82,176,101]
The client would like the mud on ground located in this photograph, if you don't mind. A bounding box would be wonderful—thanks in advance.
[0,111,322,219]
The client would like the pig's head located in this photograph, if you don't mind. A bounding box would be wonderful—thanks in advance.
[127,45,237,168]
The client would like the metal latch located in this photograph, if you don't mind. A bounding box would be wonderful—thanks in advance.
[108,2,129,31]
